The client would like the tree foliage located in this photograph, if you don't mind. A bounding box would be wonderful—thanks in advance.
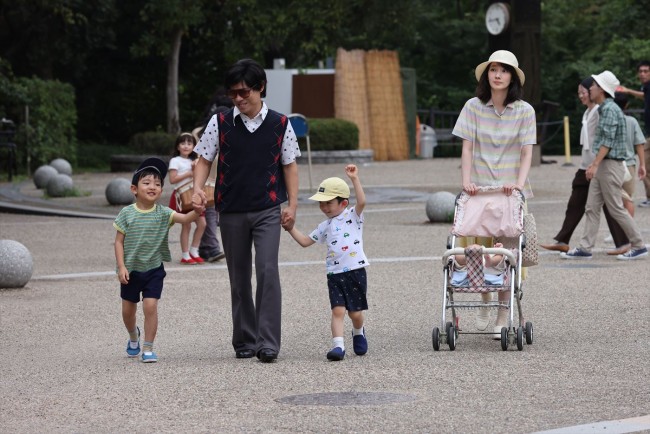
[1,0,649,157]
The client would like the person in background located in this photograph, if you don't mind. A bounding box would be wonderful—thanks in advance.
[196,90,233,262]
[617,60,650,207]
[541,78,630,256]
[168,132,206,265]
[561,71,647,260]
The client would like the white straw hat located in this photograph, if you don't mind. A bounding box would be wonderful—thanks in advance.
[474,50,526,85]
[591,70,620,98]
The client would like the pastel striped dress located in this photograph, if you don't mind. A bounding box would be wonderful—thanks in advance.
[452,97,536,198]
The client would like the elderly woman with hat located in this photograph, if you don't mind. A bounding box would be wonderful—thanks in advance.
[451,50,537,338]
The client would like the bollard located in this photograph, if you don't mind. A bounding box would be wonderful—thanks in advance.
[562,116,574,167]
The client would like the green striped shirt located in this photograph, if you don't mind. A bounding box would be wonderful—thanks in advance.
[114,204,175,272]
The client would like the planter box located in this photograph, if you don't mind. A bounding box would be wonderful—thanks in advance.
[110,155,170,172]
[296,149,374,165]
[112,150,374,172]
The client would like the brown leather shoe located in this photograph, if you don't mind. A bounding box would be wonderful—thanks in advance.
[540,243,569,253]
[607,244,631,255]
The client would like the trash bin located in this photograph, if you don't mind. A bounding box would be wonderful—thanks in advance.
[419,124,437,158]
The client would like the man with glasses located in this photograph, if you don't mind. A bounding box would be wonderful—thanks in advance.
[618,60,650,207]
[192,59,300,363]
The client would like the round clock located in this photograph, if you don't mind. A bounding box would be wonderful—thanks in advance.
[485,2,511,35]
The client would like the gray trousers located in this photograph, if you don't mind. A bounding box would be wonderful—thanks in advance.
[220,206,282,354]
[199,206,222,254]
[579,159,644,251]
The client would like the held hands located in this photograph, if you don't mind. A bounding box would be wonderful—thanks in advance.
[192,190,207,214]
[281,206,296,231]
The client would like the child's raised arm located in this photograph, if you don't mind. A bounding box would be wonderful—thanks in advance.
[345,164,365,215]
[287,226,315,248]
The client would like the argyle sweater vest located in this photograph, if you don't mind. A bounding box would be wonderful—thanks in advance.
[215,108,289,213]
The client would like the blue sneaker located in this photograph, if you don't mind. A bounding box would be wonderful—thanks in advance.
[352,329,368,356]
[617,247,648,260]
[326,347,345,361]
[141,351,158,363]
[560,248,592,259]
[126,327,140,358]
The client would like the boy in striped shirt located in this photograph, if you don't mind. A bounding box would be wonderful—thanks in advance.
[114,158,203,363]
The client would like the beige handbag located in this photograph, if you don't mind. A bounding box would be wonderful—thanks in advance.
[522,213,539,266]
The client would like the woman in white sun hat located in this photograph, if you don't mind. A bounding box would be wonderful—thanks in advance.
[451,50,537,338]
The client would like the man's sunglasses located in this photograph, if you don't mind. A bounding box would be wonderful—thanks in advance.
[227,87,253,99]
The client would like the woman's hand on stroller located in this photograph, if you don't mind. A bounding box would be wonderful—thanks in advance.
[502,183,523,196]
[463,182,478,195]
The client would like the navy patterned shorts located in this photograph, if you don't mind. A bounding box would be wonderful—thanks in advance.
[327,268,368,311]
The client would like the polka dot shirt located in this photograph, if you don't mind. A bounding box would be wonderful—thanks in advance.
[194,102,301,164]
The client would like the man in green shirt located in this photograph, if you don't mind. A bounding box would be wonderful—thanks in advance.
[561,71,648,260]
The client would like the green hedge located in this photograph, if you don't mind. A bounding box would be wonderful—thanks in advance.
[0,60,78,170]
[300,118,359,151]
[19,78,78,168]
[128,131,176,155]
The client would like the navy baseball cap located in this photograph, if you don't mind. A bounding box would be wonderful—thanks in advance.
[131,157,168,185]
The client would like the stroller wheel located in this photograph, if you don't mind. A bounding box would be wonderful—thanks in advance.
[525,321,534,345]
[516,326,524,351]
[500,327,509,351]
[445,321,454,339]
[448,326,456,351]
[432,327,440,351]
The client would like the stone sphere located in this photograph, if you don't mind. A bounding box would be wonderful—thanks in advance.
[0,240,33,288]
[33,165,59,189]
[105,178,134,205]
[426,191,457,222]
[46,173,74,197]
[49,158,73,175]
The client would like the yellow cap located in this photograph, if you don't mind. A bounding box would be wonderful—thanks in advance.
[309,177,350,201]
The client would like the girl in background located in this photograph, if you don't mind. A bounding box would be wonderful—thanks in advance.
[169,132,206,264]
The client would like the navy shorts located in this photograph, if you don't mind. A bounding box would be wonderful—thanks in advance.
[327,268,368,311]
[121,263,166,303]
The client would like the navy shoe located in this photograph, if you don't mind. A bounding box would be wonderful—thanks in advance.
[617,247,648,260]
[126,327,140,358]
[352,329,368,356]
[560,248,592,259]
[326,347,345,361]
[201,250,225,262]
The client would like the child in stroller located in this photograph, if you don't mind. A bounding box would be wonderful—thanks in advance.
[450,242,506,286]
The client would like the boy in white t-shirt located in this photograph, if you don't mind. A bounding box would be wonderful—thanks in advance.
[285,164,369,361]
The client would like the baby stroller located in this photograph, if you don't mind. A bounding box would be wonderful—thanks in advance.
[433,186,534,351]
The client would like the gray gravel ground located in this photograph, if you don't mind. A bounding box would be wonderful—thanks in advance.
[1,156,649,433]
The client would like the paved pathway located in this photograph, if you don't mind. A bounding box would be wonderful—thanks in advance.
[1,157,649,433]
